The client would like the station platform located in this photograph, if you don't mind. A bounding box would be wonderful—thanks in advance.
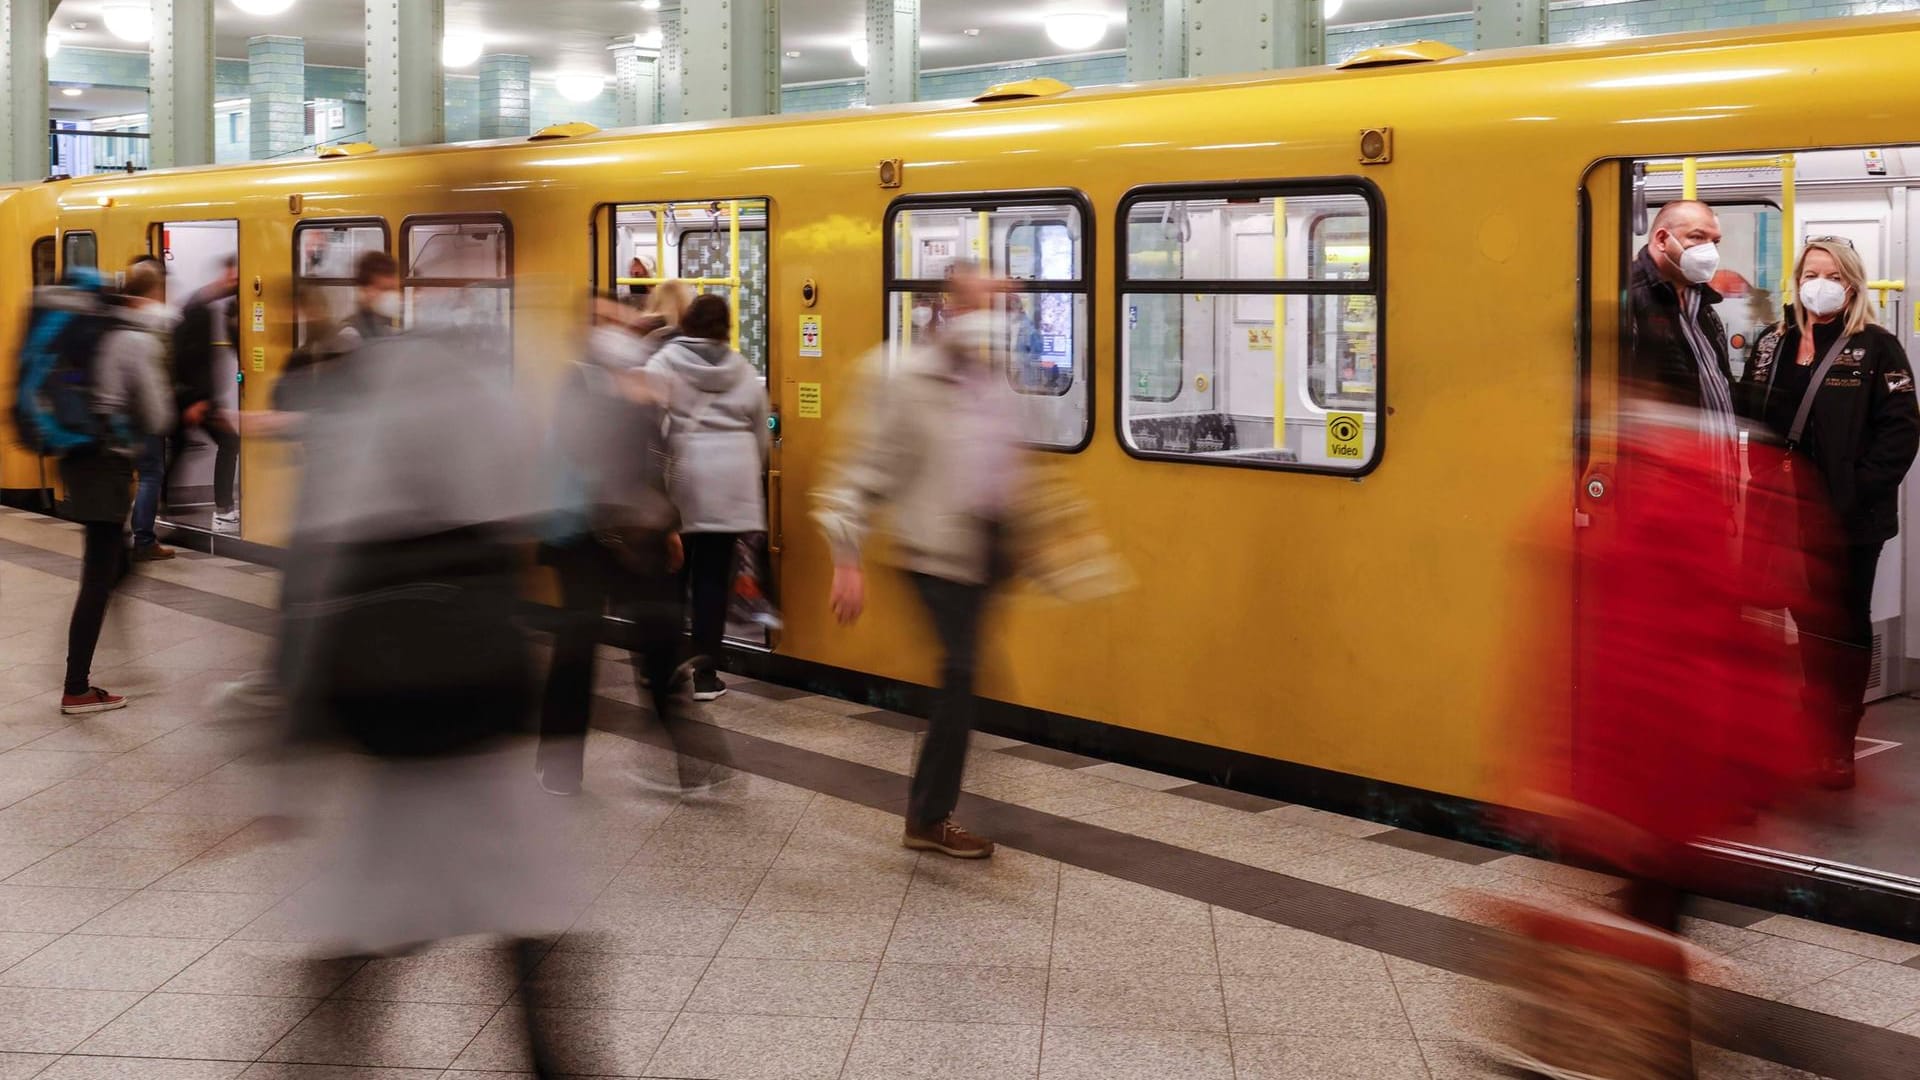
[0,504,1914,1079]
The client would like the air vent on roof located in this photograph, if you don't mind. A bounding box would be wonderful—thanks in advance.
[972,78,1072,103]
[1337,41,1466,70]
[316,142,378,159]
[530,121,601,141]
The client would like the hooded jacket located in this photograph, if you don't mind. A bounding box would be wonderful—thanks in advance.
[647,336,770,534]
[546,325,677,544]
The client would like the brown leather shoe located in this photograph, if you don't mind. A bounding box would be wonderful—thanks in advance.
[131,544,176,562]
[903,818,995,859]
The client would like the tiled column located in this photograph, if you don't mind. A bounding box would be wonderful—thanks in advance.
[248,35,305,160]
[151,0,215,168]
[865,0,918,107]
[1186,0,1321,75]
[1475,0,1547,48]
[365,0,444,147]
[477,53,530,138]
[612,37,659,127]
[1128,0,1186,81]
[679,0,779,121]
[1,0,50,181]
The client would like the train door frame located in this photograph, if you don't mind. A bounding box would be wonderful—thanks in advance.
[147,218,244,539]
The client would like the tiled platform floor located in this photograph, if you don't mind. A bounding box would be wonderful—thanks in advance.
[0,505,1908,1079]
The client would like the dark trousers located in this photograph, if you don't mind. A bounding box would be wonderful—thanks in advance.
[65,522,131,695]
[538,539,730,787]
[904,526,1009,830]
[682,532,741,678]
[166,421,240,512]
[1793,541,1883,754]
[131,435,165,549]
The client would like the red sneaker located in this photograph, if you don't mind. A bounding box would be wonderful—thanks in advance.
[60,688,126,716]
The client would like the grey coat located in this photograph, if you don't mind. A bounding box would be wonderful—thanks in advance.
[647,337,770,535]
[61,303,176,524]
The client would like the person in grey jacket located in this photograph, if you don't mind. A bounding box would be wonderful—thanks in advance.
[647,294,770,701]
[812,265,1023,859]
[59,260,176,716]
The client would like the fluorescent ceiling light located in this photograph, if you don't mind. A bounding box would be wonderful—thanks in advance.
[1043,12,1109,51]
[443,33,484,68]
[102,4,153,43]
[851,37,869,68]
[555,73,607,102]
[231,0,297,14]
[641,0,661,9]
[637,28,663,49]
[1325,0,1345,18]
[45,33,61,59]
[61,87,83,97]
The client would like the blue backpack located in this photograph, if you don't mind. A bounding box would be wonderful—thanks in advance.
[10,268,121,457]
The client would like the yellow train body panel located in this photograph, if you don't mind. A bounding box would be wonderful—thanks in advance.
[4,14,1917,805]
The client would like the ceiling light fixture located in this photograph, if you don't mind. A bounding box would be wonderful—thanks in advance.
[1043,12,1109,51]
[963,28,982,36]
[636,28,663,49]
[641,0,661,9]
[1324,0,1346,19]
[45,33,61,60]
[231,0,298,15]
[61,87,83,97]
[851,37,869,68]
[555,73,607,103]
[442,33,484,68]
[784,50,801,58]
[102,3,154,43]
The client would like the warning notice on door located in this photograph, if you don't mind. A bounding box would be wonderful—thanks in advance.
[250,347,266,373]
[797,382,823,419]
[252,303,266,333]
[799,315,823,358]
[1326,412,1365,460]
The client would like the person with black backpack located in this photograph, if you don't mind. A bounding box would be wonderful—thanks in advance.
[53,261,176,715]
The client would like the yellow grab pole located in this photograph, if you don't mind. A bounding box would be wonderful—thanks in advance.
[1781,154,1797,307]
[727,200,741,353]
[1681,157,1698,200]
[654,208,665,283]
[1274,200,1287,450]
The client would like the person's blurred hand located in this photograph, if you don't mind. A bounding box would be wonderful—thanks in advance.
[830,564,865,625]
[183,401,210,426]
[667,533,685,574]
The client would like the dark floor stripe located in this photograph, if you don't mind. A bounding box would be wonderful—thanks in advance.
[998,742,1108,770]
[590,694,1920,1079]
[848,708,927,734]
[1367,827,1510,866]
[0,536,276,637]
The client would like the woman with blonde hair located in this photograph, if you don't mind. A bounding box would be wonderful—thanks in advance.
[1742,237,1920,789]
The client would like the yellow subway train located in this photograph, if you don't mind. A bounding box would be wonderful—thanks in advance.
[8,14,1920,904]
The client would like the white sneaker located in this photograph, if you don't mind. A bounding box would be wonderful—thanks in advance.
[212,510,240,534]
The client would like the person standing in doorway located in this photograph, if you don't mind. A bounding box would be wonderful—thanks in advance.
[812,264,1023,859]
[169,255,242,533]
[60,260,176,714]
[126,254,175,561]
[647,294,770,702]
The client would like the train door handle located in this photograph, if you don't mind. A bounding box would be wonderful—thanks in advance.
[1586,476,1607,500]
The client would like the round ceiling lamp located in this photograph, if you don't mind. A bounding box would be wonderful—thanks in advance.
[555,73,607,103]
[102,4,154,43]
[1043,12,1109,51]
[61,87,83,98]
[1325,0,1346,20]
[45,33,61,60]
[850,37,869,68]
[442,34,484,68]
[231,0,298,15]
[641,0,661,9]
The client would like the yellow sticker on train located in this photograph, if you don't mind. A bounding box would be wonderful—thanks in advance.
[1326,412,1364,460]
[250,347,265,373]
[797,382,822,419]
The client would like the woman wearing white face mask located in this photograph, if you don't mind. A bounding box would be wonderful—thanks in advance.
[1743,237,1920,789]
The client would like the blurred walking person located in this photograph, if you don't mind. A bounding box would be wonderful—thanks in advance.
[648,293,770,701]
[168,254,242,532]
[51,262,176,714]
[126,255,175,561]
[287,326,570,1078]
[813,265,1019,859]
[1741,237,1920,789]
[538,296,735,796]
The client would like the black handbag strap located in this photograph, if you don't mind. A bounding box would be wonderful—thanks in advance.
[1763,329,1853,448]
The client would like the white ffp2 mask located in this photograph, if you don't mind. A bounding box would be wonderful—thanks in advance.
[371,292,403,321]
[1800,277,1849,318]
[1674,239,1720,285]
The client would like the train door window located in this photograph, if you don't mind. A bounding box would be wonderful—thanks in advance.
[1118,183,1384,472]
[604,199,771,378]
[883,192,1092,450]
[402,214,512,365]
[32,237,55,286]
[62,231,97,274]
[293,219,390,346]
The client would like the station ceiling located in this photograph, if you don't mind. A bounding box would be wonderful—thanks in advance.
[49,0,1467,87]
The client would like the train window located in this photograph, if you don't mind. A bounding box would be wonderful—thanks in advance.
[293,219,390,346]
[32,237,55,286]
[1118,183,1384,473]
[62,231,97,275]
[884,192,1092,450]
[401,214,512,364]
[604,199,771,378]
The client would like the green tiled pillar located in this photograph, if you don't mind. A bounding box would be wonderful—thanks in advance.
[2,0,49,181]
[248,35,305,160]
[612,37,659,127]
[1129,0,1187,81]
[478,53,530,138]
